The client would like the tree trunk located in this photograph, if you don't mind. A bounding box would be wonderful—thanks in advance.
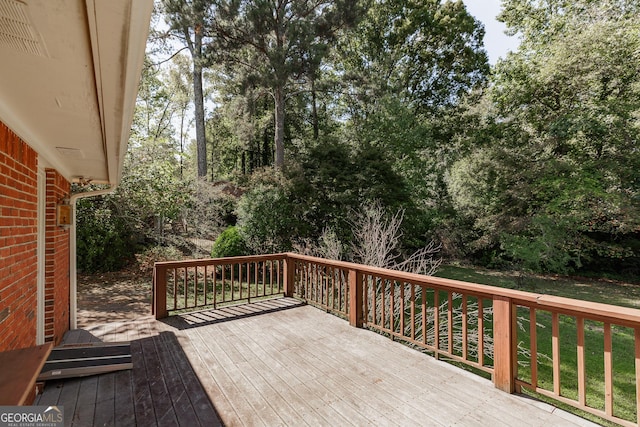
[312,78,319,140]
[192,29,208,178]
[274,86,285,168]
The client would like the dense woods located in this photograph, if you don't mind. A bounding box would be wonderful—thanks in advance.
[77,0,639,279]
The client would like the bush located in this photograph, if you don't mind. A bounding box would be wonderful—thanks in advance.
[236,168,301,253]
[135,245,184,274]
[76,196,137,273]
[211,226,249,258]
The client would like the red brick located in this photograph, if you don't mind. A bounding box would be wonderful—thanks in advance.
[0,120,71,351]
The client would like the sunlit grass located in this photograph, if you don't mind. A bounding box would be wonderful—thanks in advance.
[436,265,639,426]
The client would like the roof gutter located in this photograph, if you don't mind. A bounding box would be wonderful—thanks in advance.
[69,185,117,329]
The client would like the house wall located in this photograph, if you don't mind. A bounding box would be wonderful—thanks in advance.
[45,169,70,344]
[0,121,71,351]
[0,121,38,351]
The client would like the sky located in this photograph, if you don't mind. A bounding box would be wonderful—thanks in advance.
[461,0,520,64]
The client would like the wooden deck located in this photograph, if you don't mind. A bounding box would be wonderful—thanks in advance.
[36,298,598,426]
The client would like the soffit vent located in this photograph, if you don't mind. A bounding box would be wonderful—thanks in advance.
[56,147,85,159]
[0,0,48,57]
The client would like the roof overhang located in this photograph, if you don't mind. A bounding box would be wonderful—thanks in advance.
[0,0,152,185]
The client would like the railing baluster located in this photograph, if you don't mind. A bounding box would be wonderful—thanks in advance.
[173,268,177,311]
[478,298,484,367]
[340,269,345,313]
[331,267,336,310]
[363,274,369,325]
[552,312,560,396]
[421,285,426,346]
[262,261,266,296]
[322,265,327,309]
[253,262,258,297]
[389,280,395,334]
[434,290,440,357]
[204,266,208,306]
[410,283,415,341]
[246,263,251,303]
[381,277,385,332]
[230,263,235,301]
[276,259,281,293]
[372,276,377,326]
[529,308,536,388]
[183,267,187,309]
[194,266,199,307]
[400,281,405,337]
[577,316,585,406]
[462,294,468,360]
[604,322,613,417]
[348,268,362,327]
[213,265,217,309]
[270,261,274,295]
[636,328,640,426]
[448,292,453,355]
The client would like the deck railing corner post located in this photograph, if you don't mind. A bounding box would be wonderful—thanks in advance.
[349,268,364,328]
[284,255,295,298]
[154,264,168,319]
[493,295,517,393]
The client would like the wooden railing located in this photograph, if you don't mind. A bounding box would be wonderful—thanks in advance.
[152,254,289,318]
[154,253,640,426]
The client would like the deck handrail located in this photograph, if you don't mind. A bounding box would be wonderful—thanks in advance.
[153,252,640,426]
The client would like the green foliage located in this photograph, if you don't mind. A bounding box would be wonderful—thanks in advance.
[288,138,410,244]
[442,1,640,274]
[236,169,301,253]
[136,245,185,275]
[211,0,362,166]
[501,216,581,274]
[76,195,137,273]
[339,0,488,113]
[211,226,249,258]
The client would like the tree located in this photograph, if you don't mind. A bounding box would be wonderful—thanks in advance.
[211,0,361,167]
[448,0,640,273]
[161,0,217,178]
[337,0,488,116]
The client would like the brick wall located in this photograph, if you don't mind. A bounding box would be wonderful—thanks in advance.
[0,121,38,351]
[44,169,70,345]
[0,121,71,351]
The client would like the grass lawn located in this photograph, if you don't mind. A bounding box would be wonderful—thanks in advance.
[435,264,640,426]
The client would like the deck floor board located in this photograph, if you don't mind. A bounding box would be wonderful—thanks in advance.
[35,298,597,427]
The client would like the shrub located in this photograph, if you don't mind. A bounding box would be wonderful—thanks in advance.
[76,196,137,273]
[236,168,301,253]
[211,226,249,258]
[135,245,184,274]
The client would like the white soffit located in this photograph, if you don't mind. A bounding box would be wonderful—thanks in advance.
[0,0,152,184]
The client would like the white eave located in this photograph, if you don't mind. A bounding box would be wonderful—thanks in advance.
[0,0,152,185]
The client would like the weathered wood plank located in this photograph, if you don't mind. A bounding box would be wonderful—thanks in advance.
[93,373,115,427]
[36,299,597,427]
[56,378,81,426]
[225,317,428,426]
[130,340,156,427]
[138,337,177,427]
[71,375,98,427]
[113,370,136,427]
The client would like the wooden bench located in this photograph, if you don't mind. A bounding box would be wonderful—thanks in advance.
[0,343,53,405]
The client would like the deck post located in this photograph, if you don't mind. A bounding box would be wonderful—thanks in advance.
[154,264,168,319]
[348,268,363,328]
[284,256,295,297]
[493,295,517,393]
